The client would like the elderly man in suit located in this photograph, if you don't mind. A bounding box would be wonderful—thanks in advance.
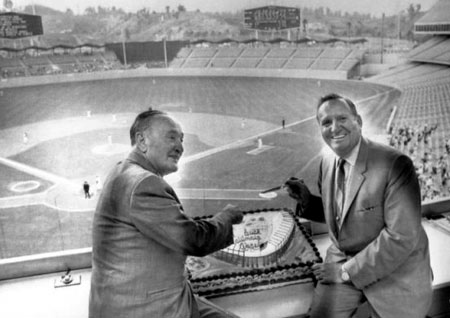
[89,108,243,318]
[285,93,433,318]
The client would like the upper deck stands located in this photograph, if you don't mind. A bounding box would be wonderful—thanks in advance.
[321,48,352,59]
[176,47,193,58]
[210,58,235,68]
[266,47,296,58]
[292,48,323,58]
[284,58,315,69]
[169,46,361,76]
[0,57,23,68]
[0,50,121,78]
[435,50,450,64]
[182,58,210,68]
[258,58,286,69]
[310,58,342,70]
[368,63,444,86]
[48,55,78,65]
[215,47,244,58]
[408,36,450,65]
[190,47,217,58]
[22,56,51,66]
[408,36,448,59]
[232,58,261,68]
[337,59,359,71]
[240,47,270,58]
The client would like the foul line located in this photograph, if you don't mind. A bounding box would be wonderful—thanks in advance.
[0,88,396,210]
[0,157,75,186]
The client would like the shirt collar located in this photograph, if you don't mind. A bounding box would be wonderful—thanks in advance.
[127,148,161,176]
[337,137,361,167]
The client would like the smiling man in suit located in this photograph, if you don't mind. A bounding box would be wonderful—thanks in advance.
[285,93,433,318]
[89,108,243,318]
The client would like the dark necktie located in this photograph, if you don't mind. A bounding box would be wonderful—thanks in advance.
[335,158,346,224]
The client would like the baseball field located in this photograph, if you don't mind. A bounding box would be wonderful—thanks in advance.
[0,75,399,258]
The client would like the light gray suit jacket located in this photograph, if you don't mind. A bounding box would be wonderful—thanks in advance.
[89,149,236,318]
[301,137,433,318]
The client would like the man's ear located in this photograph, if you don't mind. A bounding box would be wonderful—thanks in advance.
[135,132,147,153]
[357,115,363,127]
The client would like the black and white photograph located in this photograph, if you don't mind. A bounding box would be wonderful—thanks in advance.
[0,0,449,317]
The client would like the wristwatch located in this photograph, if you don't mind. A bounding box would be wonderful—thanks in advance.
[341,264,350,282]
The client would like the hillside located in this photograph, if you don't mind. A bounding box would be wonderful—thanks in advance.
[2,4,427,45]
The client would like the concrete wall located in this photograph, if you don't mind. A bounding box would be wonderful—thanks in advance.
[0,67,349,89]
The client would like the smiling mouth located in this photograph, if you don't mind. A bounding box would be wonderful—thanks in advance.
[332,134,346,140]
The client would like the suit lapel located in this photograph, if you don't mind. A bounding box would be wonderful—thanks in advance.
[322,154,339,239]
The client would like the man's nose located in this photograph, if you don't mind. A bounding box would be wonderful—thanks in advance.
[330,120,339,132]
[176,141,184,154]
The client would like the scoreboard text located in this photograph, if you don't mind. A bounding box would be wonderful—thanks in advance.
[244,6,300,31]
[0,12,43,39]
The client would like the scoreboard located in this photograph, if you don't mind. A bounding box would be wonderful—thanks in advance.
[0,12,43,39]
[244,6,300,31]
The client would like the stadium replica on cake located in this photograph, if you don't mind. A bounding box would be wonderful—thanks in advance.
[187,208,322,297]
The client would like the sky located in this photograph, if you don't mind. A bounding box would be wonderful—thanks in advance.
[9,0,439,17]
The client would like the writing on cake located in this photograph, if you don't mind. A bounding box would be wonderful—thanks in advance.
[233,216,272,251]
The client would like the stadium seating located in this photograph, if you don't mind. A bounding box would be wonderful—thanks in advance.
[169,46,362,77]
[190,47,217,58]
[367,34,450,201]
[284,58,315,69]
[22,56,51,66]
[232,57,261,68]
[408,36,450,62]
[258,58,287,69]
[337,59,360,71]
[1,42,362,77]
[368,63,445,86]
[309,58,342,70]
[240,47,270,58]
[0,50,123,77]
[292,48,323,58]
[215,47,244,58]
[321,47,352,59]
[176,47,193,58]
[169,58,186,68]
[210,57,236,68]
[266,47,296,58]
[182,57,211,68]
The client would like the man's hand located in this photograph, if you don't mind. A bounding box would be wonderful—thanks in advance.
[222,204,244,224]
[284,177,310,206]
[312,263,346,284]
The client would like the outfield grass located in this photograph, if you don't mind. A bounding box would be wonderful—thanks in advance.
[1,77,392,128]
[0,76,398,258]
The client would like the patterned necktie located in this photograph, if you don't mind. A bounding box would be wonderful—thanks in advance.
[335,158,346,224]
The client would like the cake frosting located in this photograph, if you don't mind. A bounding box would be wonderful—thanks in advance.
[187,208,322,297]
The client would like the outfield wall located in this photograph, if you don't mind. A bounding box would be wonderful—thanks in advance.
[0,67,348,89]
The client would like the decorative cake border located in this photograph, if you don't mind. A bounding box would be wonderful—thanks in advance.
[189,208,323,298]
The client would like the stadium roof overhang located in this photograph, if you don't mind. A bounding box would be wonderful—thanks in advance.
[414,0,450,35]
